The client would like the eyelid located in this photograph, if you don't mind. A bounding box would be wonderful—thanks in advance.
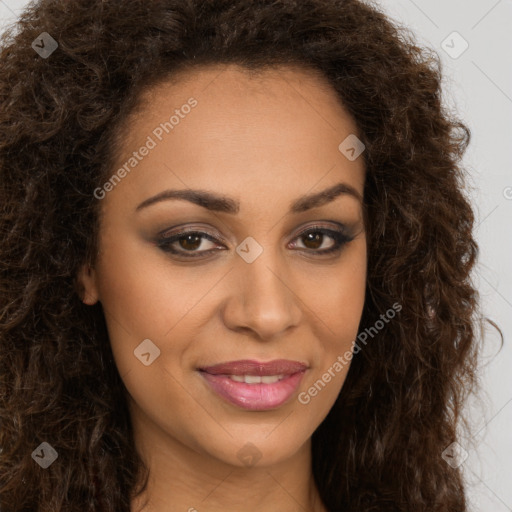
[290,221,350,238]
[158,224,227,244]
[158,221,350,244]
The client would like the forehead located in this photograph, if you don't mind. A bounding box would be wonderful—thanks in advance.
[102,63,365,217]
[122,62,360,150]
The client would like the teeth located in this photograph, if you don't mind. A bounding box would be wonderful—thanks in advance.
[244,375,261,384]
[261,375,281,384]
[228,374,285,384]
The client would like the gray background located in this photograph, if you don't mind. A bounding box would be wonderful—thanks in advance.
[1,0,511,510]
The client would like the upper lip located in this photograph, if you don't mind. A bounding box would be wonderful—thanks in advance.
[199,359,308,376]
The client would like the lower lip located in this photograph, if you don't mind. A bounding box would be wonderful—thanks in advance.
[199,371,306,411]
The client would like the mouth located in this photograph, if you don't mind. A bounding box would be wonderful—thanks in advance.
[198,359,308,411]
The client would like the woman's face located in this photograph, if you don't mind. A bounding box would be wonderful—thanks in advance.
[79,64,367,469]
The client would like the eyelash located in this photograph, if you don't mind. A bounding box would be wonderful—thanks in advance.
[156,224,355,259]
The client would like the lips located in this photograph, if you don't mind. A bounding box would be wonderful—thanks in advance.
[198,359,308,411]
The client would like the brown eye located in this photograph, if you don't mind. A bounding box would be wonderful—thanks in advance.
[157,230,223,258]
[291,226,353,255]
[177,233,205,251]
[156,224,354,260]
[300,231,327,250]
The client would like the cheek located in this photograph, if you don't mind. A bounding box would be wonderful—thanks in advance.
[92,232,186,377]
[299,241,366,403]
[310,240,367,346]
[94,229,217,341]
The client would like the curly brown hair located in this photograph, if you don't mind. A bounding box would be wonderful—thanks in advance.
[0,0,499,510]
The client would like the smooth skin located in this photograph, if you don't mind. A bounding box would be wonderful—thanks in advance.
[78,63,367,512]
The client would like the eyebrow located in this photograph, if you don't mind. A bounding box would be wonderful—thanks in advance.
[135,181,363,214]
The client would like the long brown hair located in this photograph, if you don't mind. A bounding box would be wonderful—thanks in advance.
[0,0,499,510]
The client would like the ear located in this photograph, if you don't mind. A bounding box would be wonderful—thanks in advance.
[76,263,100,305]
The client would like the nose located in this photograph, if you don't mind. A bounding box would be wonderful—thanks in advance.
[221,250,302,341]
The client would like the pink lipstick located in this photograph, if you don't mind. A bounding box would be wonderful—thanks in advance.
[198,359,308,411]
